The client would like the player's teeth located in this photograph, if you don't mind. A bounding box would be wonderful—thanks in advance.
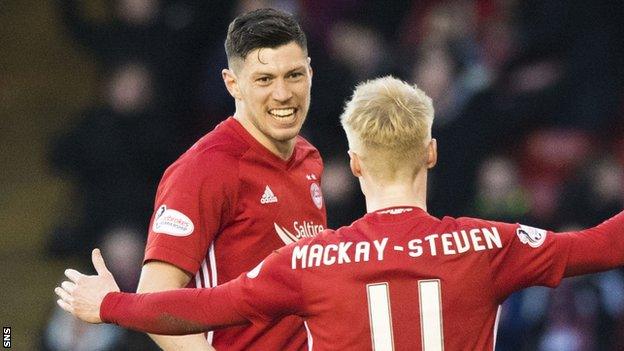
[270,108,295,117]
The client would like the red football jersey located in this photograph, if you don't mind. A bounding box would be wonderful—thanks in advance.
[226,206,570,350]
[144,117,327,350]
[104,208,624,350]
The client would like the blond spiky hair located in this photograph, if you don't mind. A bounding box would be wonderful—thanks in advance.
[340,76,434,181]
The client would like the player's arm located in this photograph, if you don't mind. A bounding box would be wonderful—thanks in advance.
[557,210,624,276]
[139,154,237,349]
[135,261,216,350]
[126,246,306,333]
[55,249,247,335]
[486,210,624,299]
[103,285,246,335]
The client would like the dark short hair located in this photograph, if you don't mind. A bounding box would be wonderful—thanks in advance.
[225,8,307,67]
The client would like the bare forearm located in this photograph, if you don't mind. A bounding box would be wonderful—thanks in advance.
[149,333,214,351]
[136,261,216,350]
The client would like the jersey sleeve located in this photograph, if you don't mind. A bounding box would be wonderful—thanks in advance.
[557,211,624,276]
[468,210,624,301]
[144,153,238,275]
[225,243,306,325]
[101,242,307,334]
[101,285,247,335]
[457,217,569,301]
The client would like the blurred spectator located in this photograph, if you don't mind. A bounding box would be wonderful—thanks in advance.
[557,154,624,228]
[327,20,390,81]
[57,0,234,129]
[402,0,522,216]
[536,272,624,351]
[518,129,592,226]
[98,226,145,291]
[537,279,597,351]
[41,222,153,350]
[472,155,530,221]
[496,286,551,351]
[518,0,624,132]
[42,304,126,351]
[48,62,181,256]
[320,157,364,228]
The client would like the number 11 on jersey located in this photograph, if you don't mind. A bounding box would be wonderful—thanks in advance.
[367,280,443,351]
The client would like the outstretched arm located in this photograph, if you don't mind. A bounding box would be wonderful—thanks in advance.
[560,210,624,276]
[55,249,247,335]
[488,210,624,300]
[100,284,246,335]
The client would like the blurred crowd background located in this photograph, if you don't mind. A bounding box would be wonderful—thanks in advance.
[2,0,624,349]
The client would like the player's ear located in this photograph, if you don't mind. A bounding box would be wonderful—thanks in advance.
[426,138,437,169]
[222,68,242,100]
[348,150,362,177]
[307,57,313,80]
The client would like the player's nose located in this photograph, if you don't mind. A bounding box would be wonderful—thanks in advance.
[271,79,293,102]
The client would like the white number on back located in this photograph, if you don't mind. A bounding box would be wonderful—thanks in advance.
[366,279,443,351]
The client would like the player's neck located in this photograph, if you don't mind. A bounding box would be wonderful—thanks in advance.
[364,172,428,213]
[264,138,296,160]
[234,112,296,160]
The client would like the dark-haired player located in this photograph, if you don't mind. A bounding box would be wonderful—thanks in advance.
[132,8,326,350]
[58,76,624,350]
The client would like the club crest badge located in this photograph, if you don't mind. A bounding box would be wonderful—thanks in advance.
[310,183,323,209]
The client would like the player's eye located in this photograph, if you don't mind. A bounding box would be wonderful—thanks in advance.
[289,72,304,79]
[257,77,271,84]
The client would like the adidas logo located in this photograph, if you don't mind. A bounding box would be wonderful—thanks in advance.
[260,185,278,204]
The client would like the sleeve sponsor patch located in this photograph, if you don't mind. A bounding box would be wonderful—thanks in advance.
[152,205,194,237]
[516,224,547,248]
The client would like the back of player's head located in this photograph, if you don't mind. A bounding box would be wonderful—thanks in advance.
[225,8,308,71]
[340,76,435,181]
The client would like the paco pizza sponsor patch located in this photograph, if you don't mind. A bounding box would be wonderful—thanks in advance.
[152,205,194,237]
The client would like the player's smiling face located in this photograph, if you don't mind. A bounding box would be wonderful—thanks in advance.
[228,42,312,157]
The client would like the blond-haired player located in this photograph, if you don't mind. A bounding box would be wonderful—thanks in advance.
[57,76,624,350]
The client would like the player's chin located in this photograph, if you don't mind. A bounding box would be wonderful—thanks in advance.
[270,126,301,142]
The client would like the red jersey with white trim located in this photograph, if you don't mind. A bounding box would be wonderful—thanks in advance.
[144,117,327,350]
[226,206,571,350]
[104,209,624,350]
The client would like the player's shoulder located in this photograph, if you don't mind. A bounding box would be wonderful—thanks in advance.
[161,120,247,182]
[185,119,249,159]
[440,215,516,234]
[294,135,322,162]
[311,227,339,244]
[294,135,318,152]
[440,215,485,227]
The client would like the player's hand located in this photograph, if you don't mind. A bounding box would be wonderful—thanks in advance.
[54,248,120,324]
